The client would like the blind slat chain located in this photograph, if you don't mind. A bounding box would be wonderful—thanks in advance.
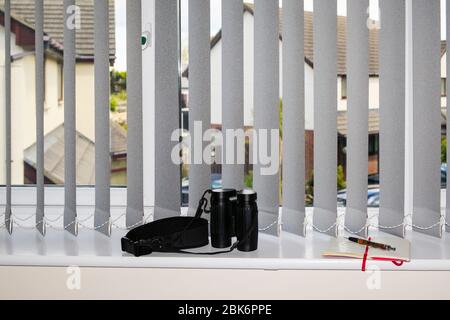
[0,212,153,231]
[309,213,450,235]
[2,212,450,233]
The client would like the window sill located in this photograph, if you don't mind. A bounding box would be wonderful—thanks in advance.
[1,223,450,271]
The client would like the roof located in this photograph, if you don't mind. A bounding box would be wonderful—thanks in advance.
[337,109,380,136]
[24,124,95,185]
[110,121,127,155]
[0,0,116,61]
[24,122,127,184]
[184,3,447,77]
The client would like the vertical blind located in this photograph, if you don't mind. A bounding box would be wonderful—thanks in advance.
[35,0,45,236]
[3,0,11,234]
[63,0,77,236]
[1,0,449,240]
[94,0,111,235]
[222,0,244,191]
[126,0,144,228]
[313,0,338,237]
[412,0,442,238]
[281,0,305,236]
[188,0,211,216]
[253,0,280,236]
[344,0,369,237]
[379,0,406,238]
[154,0,180,220]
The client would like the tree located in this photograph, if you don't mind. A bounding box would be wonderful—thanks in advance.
[305,165,347,206]
[110,70,127,93]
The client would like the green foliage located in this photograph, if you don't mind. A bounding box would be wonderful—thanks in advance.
[305,165,346,205]
[337,165,346,190]
[117,90,127,101]
[110,69,127,93]
[442,136,446,163]
[244,171,253,189]
[110,95,118,112]
[110,90,127,113]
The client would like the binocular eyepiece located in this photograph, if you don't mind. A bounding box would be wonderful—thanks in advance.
[209,188,258,252]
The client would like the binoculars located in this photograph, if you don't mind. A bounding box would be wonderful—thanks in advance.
[209,188,258,252]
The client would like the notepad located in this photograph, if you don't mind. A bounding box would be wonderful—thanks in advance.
[322,236,411,262]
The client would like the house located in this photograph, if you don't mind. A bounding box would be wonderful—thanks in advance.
[0,0,125,185]
[183,3,449,180]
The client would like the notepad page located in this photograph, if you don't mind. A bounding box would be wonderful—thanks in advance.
[366,236,410,262]
[323,236,411,262]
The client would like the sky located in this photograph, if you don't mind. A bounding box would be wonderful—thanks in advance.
[113,0,446,71]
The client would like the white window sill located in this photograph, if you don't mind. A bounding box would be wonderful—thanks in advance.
[1,187,449,271]
[1,222,450,271]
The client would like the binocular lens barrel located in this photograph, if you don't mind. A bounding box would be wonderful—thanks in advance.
[236,190,258,252]
[209,188,258,252]
[210,189,236,248]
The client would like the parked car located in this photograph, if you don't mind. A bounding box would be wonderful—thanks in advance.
[368,173,379,186]
[181,173,222,205]
[338,164,448,207]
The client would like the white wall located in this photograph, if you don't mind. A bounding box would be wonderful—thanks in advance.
[0,26,28,184]
[0,25,97,184]
[1,266,450,299]
[337,75,380,111]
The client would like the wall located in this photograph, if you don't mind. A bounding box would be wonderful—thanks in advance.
[0,25,24,184]
[75,62,95,142]
[1,266,450,299]
[337,75,380,111]
[0,22,96,184]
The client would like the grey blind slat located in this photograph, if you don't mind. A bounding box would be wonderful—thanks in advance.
[447,0,450,234]
[313,0,337,236]
[281,0,305,236]
[35,0,45,236]
[94,0,111,235]
[188,0,211,215]
[222,0,244,190]
[412,0,442,238]
[253,0,280,236]
[4,0,12,234]
[154,0,180,219]
[63,0,77,235]
[379,0,406,237]
[126,0,144,227]
[344,0,369,237]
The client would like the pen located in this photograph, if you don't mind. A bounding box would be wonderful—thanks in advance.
[346,237,396,251]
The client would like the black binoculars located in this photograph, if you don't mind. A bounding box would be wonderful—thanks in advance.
[209,188,258,252]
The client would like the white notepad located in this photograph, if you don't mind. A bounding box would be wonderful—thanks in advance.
[322,236,411,262]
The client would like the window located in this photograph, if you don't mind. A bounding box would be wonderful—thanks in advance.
[441,78,446,97]
[341,76,347,99]
[57,61,63,102]
[368,134,379,156]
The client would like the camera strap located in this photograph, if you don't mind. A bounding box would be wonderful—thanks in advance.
[121,190,257,257]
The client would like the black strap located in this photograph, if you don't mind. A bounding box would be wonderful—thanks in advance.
[174,220,257,255]
[121,189,257,256]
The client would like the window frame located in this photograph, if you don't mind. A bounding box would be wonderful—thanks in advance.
[57,60,64,103]
[340,75,347,99]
